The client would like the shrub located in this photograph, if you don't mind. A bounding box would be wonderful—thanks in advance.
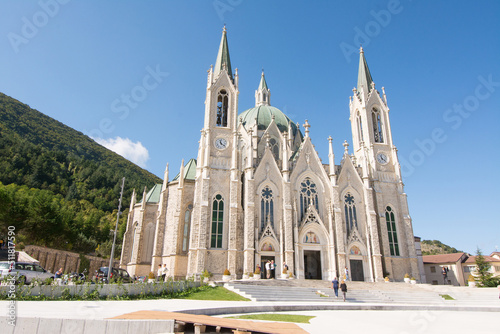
[404,273,410,278]
[148,272,155,279]
[223,269,230,276]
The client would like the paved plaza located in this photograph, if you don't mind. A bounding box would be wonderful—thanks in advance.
[1,280,498,333]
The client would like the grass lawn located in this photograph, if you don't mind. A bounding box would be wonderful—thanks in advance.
[439,294,455,300]
[227,313,315,324]
[179,285,250,301]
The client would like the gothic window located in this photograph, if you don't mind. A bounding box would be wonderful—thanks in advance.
[216,90,228,127]
[129,223,138,262]
[300,178,319,221]
[357,112,364,143]
[211,194,224,248]
[344,193,358,233]
[182,204,193,252]
[260,186,274,231]
[269,137,280,161]
[142,223,155,263]
[386,206,400,256]
[372,108,384,143]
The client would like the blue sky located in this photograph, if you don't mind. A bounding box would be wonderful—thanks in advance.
[1,1,499,254]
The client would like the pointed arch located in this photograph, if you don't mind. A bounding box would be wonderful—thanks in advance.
[211,194,224,248]
[260,185,275,231]
[129,222,138,262]
[371,107,384,143]
[344,192,358,233]
[216,89,229,127]
[142,222,155,263]
[299,177,319,222]
[356,110,364,143]
[182,204,193,253]
[385,205,400,256]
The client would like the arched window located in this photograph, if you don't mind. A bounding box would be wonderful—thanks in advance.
[372,108,384,143]
[211,194,224,248]
[344,193,358,233]
[216,90,228,127]
[300,178,319,221]
[182,204,193,252]
[269,137,280,161]
[357,112,364,143]
[386,206,400,256]
[260,186,274,231]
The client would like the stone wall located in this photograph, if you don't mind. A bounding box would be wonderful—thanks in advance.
[24,245,119,276]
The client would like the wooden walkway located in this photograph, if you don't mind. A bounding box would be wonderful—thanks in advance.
[111,310,309,334]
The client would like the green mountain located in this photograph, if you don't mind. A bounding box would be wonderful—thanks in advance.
[421,240,462,256]
[0,92,162,255]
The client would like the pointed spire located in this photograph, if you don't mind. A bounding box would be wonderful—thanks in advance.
[179,159,185,188]
[161,163,169,192]
[255,70,271,106]
[258,70,268,90]
[214,26,233,80]
[129,188,136,210]
[357,47,374,95]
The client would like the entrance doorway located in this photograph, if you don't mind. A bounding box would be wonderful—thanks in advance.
[350,259,364,281]
[304,250,321,279]
[261,256,275,279]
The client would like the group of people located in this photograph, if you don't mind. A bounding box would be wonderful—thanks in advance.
[265,260,276,279]
[157,264,168,281]
[331,276,348,301]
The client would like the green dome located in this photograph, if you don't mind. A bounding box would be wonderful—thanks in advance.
[239,105,299,135]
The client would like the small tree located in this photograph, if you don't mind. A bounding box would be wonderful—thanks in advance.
[474,248,493,286]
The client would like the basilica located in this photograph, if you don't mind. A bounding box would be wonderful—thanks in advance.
[120,28,421,282]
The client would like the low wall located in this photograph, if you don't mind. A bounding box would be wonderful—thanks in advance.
[0,280,200,299]
[23,245,118,276]
[0,317,174,334]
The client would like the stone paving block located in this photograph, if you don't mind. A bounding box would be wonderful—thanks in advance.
[60,318,86,334]
[127,320,149,333]
[106,319,130,333]
[13,317,39,334]
[82,319,107,334]
[38,318,62,333]
[0,317,16,334]
[148,320,175,333]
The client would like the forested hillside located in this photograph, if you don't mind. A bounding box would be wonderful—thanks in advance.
[0,92,162,256]
[421,240,462,255]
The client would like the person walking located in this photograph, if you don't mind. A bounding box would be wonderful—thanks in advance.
[265,260,271,279]
[340,280,348,301]
[442,267,448,285]
[332,276,339,298]
[344,267,350,281]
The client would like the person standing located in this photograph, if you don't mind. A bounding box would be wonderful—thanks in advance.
[265,260,271,279]
[340,280,348,302]
[162,264,168,281]
[270,260,276,279]
[332,277,339,298]
[157,264,162,281]
[345,267,350,281]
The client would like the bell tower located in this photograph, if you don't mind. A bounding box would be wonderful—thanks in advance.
[349,47,400,179]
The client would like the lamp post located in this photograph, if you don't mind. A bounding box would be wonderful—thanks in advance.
[107,177,125,283]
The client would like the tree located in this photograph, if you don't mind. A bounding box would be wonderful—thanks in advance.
[474,248,493,287]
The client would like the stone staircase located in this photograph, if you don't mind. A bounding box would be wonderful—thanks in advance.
[225,279,448,304]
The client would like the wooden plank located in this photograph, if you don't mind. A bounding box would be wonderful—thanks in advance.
[110,311,309,334]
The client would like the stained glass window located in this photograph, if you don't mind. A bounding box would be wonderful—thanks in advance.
[344,193,357,233]
[386,206,399,256]
[261,186,274,231]
[300,178,319,221]
[211,195,224,248]
[182,204,193,252]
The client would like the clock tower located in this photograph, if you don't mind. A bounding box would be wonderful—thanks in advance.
[188,27,242,278]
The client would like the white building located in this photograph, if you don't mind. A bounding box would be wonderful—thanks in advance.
[120,28,421,282]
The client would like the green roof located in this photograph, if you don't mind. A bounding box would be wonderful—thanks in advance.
[139,184,162,204]
[172,158,197,181]
[357,47,373,94]
[213,27,232,80]
[239,105,299,135]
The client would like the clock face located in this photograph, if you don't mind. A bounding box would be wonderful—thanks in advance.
[376,152,389,165]
[215,137,228,150]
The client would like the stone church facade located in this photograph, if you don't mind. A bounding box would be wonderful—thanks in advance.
[120,28,421,282]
